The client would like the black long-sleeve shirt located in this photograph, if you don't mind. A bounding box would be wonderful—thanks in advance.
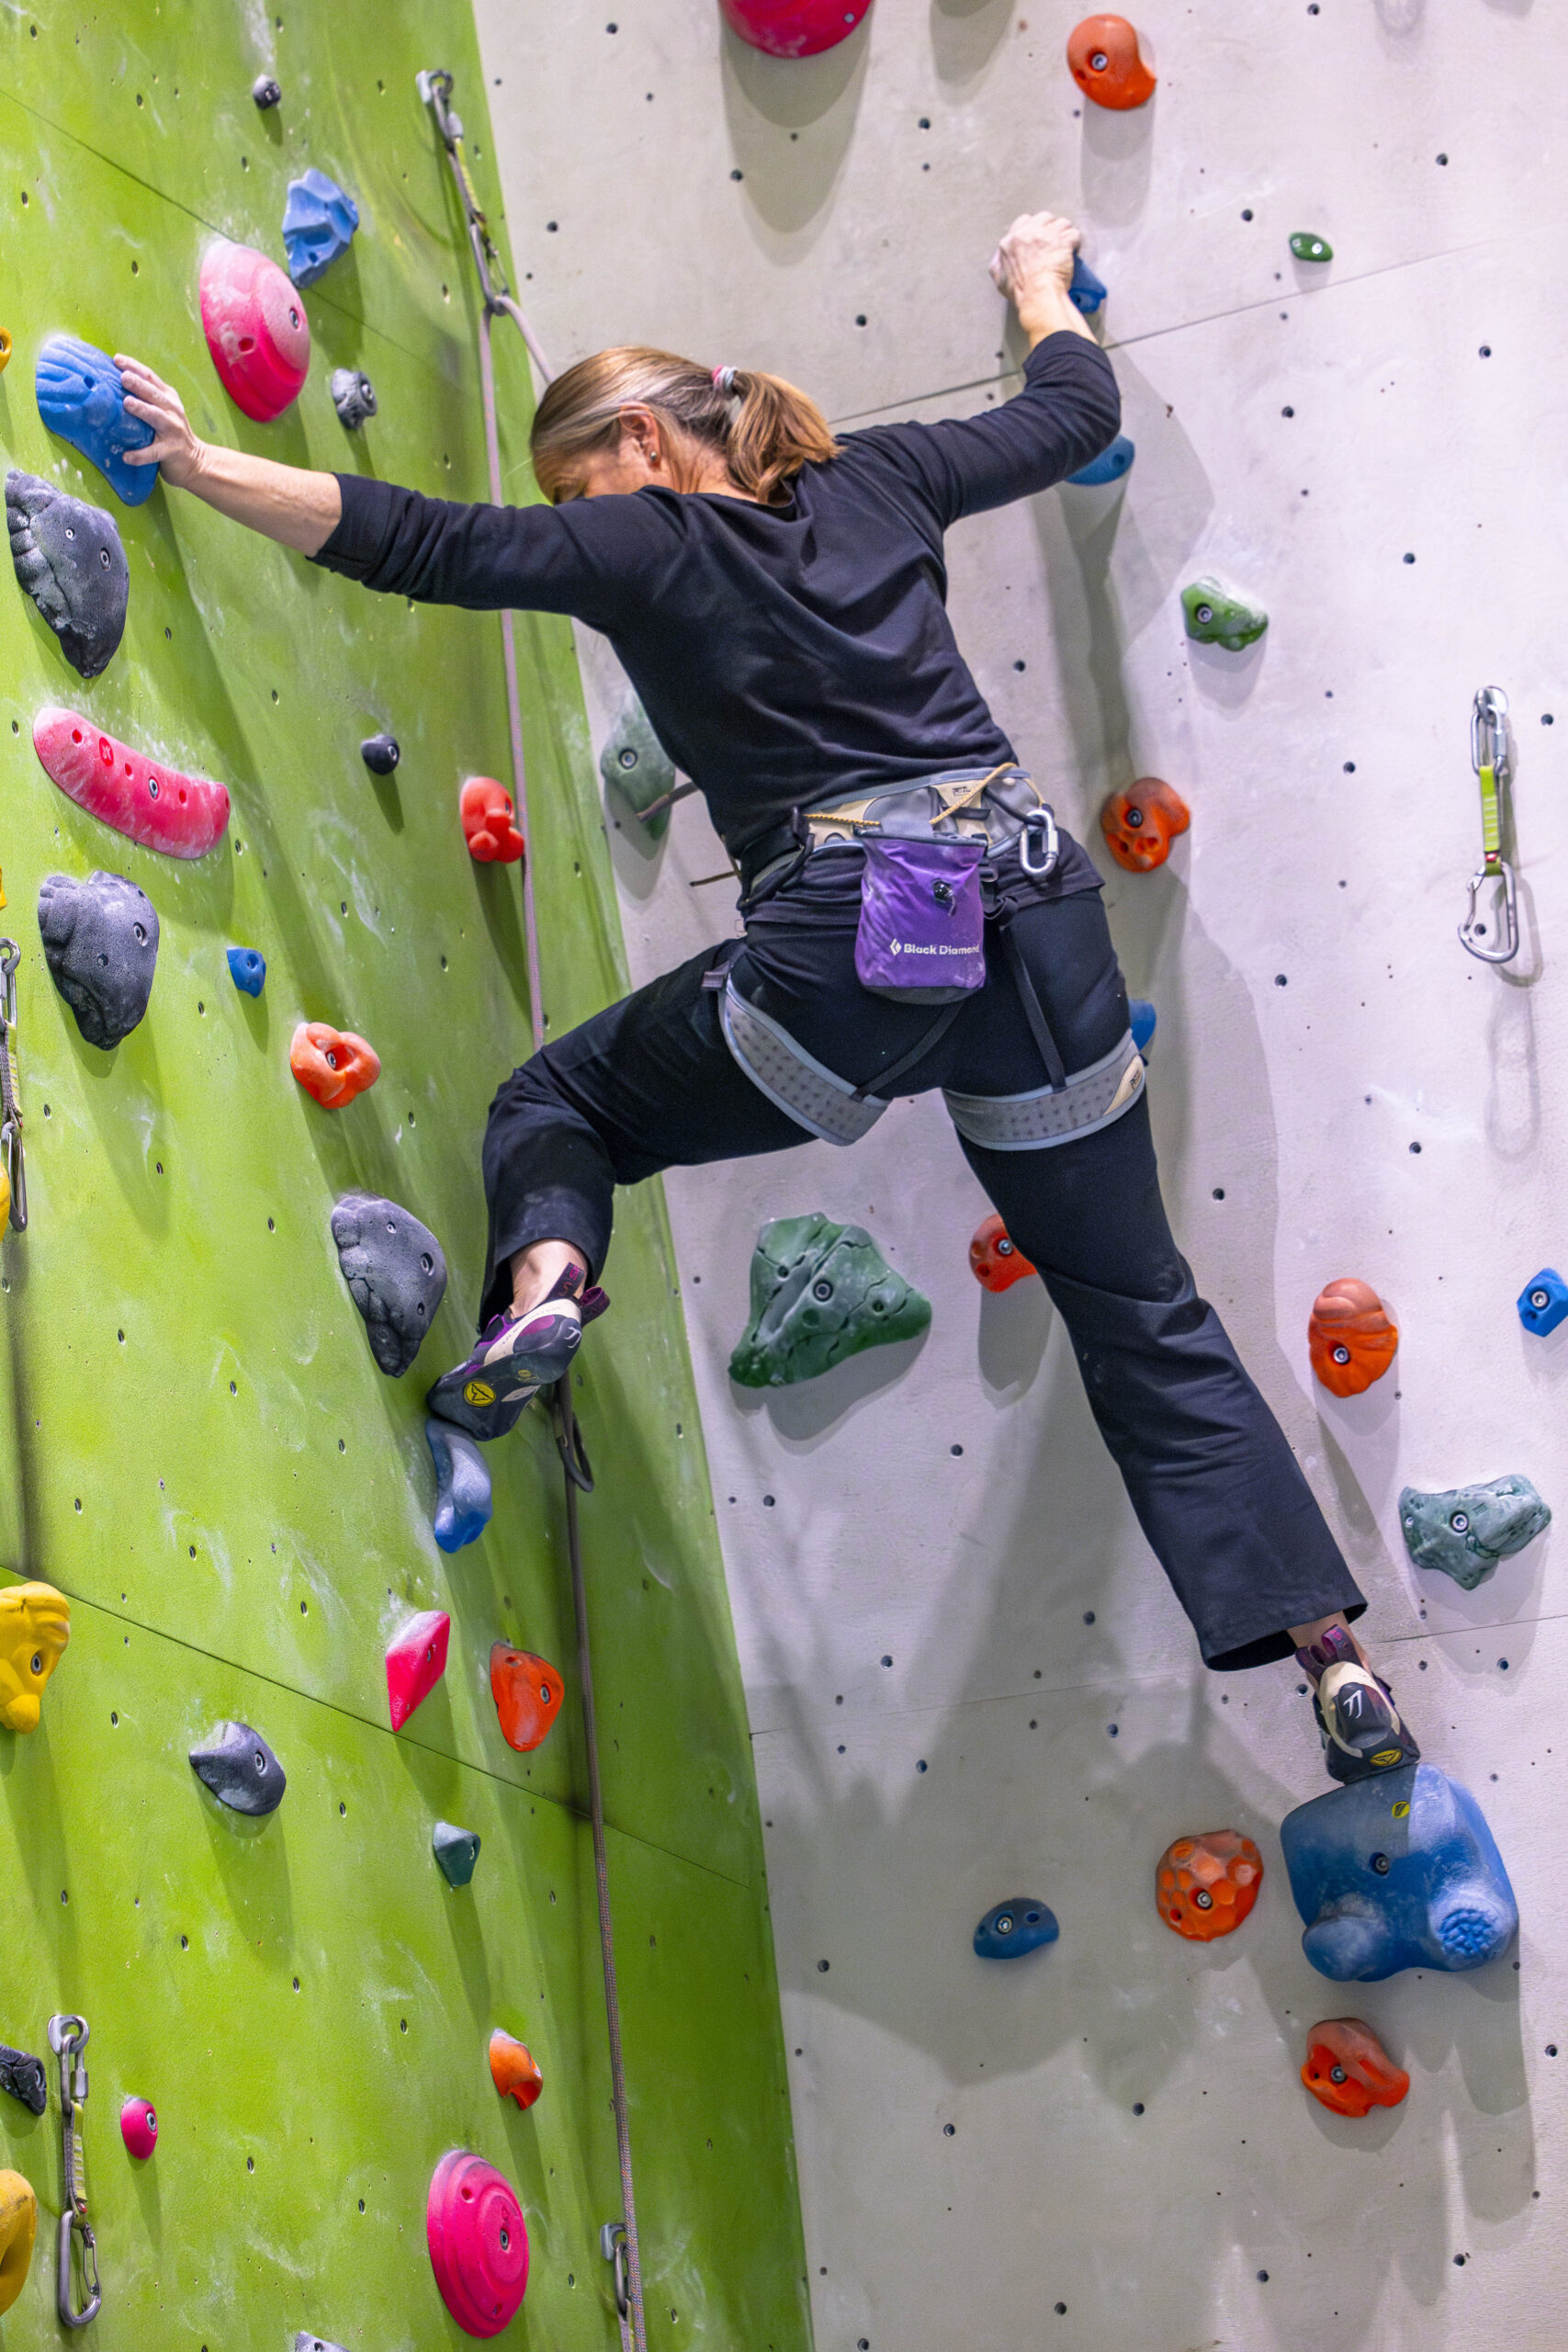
[313,331,1120,854]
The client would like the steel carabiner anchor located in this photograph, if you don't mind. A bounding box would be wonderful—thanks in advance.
[1019,805,1060,880]
[601,2221,630,2322]
[0,937,25,1230]
[48,2013,101,2329]
[1459,685,1518,965]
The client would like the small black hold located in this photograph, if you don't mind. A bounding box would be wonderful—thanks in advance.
[330,1193,448,1377]
[1479,346,1491,358]
[1410,1141,1422,1154]
[39,870,158,1049]
[1133,2100,1145,2113]
[1083,1610,1095,1623]
[1403,552,1416,564]
[7,469,129,678]
[818,1959,829,1973]
[1281,405,1294,417]
[0,2040,48,2116]
[1213,1187,1225,1200]
[331,368,378,430]
[189,1720,287,1815]
[1437,153,1449,165]
[253,74,282,109]
[1241,209,1253,220]
[360,731,400,775]
[1274,974,1288,987]
[1344,761,1357,773]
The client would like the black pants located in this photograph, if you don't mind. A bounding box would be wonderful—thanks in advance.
[479,854,1363,1670]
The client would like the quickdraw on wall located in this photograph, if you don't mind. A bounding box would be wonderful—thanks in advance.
[48,2012,100,2328]
[1460,684,1517,964]
[0,937,27,1232]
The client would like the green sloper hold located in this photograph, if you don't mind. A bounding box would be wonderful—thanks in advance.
[433,1820,481,1887]
[1182,575,1269,651]
[600,695,677,840]
[729,1212,931,1389]
[1290,232,1333,263]
[1398,1475,1551,1592]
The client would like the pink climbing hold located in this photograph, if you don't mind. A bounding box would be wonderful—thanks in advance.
[386,1610,451,1732]
[719,0,871,59]
[198,240,310,423]
[426,2149,529,2337]
[119,2097,157,2159]
[33,707,231,861]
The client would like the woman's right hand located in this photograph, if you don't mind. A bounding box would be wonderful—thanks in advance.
[117,356,208,492]
[987,212,1094,349]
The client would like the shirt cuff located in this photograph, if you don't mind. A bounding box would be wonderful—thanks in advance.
[311,473,400,580]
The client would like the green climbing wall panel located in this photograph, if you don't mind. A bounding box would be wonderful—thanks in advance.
[0,6,808,2346]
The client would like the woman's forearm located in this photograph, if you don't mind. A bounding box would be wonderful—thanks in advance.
[1017,281,1097,353]
[183,440,342,556]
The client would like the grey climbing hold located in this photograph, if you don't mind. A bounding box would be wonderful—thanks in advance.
[331,368,378,430]
[38,870,159,1050]
[600,697,678,841]
[189,1721,287,1815]
[432,1821,481,1888]
[1398,1475,1551,1591]
[0,2041,47,2117]
[729,1211,931,1388]
[426,1417,492,1553]
[1181,575,1269,651]
[293,2336,352,2352]
[330,1193,447,1377]
[6,469,129,680]
[360,731,399,775]
[253,75,282,109]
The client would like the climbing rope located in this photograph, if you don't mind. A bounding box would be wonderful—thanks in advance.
[419,70,648,2352]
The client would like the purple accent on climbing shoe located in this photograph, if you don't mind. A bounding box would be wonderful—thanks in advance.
[854,835,987,1002]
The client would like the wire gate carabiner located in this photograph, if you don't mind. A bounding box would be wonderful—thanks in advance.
[1460,684,1518,965]
[0,938,27,1230]
[48,2013,101,2328]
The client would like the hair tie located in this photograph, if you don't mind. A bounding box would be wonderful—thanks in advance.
[712,365,738,396]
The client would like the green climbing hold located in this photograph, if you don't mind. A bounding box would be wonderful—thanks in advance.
[1181,575,1269,652]
[601,697,677,841]
[1398,1475,1551,1591]
[1290,232,1333,263]
[433,1820,481,1887]
[728,1212,931,1389]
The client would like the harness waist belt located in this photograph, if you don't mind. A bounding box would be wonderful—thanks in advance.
[734,763,1050,899]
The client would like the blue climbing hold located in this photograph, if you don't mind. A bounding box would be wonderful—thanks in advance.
[1067,434,1134,488]
[1068,254,1107,315]
[426,1416,492,1553]
[1129,998,1156,1055]
[35,334,157,507]
[1280,1762,1517,1983]
[226,946,265,998]
[282,168,360,288]
[1517,1267,1568,1337]
[974,1897,1059,1960]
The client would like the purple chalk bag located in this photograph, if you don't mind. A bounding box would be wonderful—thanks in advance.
[854,834,988,1003]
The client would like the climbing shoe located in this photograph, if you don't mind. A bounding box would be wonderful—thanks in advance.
[1298,1625,1421,1786]
[426,1263,607,1442]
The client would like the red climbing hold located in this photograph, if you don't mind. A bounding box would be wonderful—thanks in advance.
[290,1022,380,1110]
[119,2097,157,2159]
[719,0,871,58]
[1100,777,1189,873]
[33,707,231,861]
[426,2149,529,2337]
[1156,1829,1263,1941]
[1301,2018,1409,2116]
[488,2030,543,2110]
[198,240,310,423]
[490,1643,564,1754]
[1067,14,1156,109]
[1308,1278,1398,1398]
[969,1212,1036,1294]
[386,1610,451,1732]
[459,777,525,865]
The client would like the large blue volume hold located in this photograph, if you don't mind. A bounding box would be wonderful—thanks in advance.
[1068,254,1107,315]
[1517,1266,1568,1337]
[282,168,360,288]
[425,1417,493,1553]
[1067,434,1135,487]
[35,334,158,506]
[974,1897,1059,1960]
[1280,1762,1517,1983]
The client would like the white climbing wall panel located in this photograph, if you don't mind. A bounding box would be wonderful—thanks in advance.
[474,4,1568,2345]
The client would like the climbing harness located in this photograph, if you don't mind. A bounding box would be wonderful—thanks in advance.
[942,1029,1145,1151]
[1460,684,1518,965]
[421,69,648,2352]
[47,2014,99,2329]
[0,938,26,1231]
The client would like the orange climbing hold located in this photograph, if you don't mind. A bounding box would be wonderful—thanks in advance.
[969,1212,1036,1294]
[459,776,525,865]
[490,1643,565,1753]
[1067,14,1156,109]
[488,2030,543,2110]
[1100,778,1190,873]
[1308,1278,1398,1397]
[1156,1829,1263,1941]
[290,1022,380,1110]
[1301,2018,1409,2117]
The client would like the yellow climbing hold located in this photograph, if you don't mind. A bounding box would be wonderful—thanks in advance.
[0,333,13,375]
[0,2168,37,2315]
[0,1582,70,1731]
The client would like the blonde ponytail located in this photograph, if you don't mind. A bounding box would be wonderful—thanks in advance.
[530,345,839,506]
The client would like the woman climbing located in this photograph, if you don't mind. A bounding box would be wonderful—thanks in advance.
[118,209,1418,1789]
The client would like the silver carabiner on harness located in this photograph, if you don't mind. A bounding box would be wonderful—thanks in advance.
[1019,806,1060,879]
[48,2013,101,2328]
[1459,685,1518,965]
[0,938,26,1231]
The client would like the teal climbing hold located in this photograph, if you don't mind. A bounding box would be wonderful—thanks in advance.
[35,335,157,507]
[282,168,359,288]
[728,1212,931,1388]
[1290,232,1333,263]
[1182,575,1269,651]
[432,1821,481,1888]
[226,946,265,997]
[425,1417,493,1553]
[1398,1475,1550,1591]
[601,698,678,841]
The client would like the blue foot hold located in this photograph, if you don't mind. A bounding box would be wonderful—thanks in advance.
[282,168,360,288]
[974,1897,1059,1960]
[1067,434,1135,488]
[226,945,265,997]
[425,1416,492,1553]
[1129,997,1156,1055]
[1517,1266,1568,1337]
[1068,254,1107,315]
[35,335,158,507]
[1280,1762,1517,1982]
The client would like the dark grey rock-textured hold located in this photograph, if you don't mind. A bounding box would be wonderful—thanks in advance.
[38,870,159,1050]
[189,1721,287,1815]
[330,368,378,430]
[293,2335,352,2352]
[331,1192,447,1376]
[7,469,130,679]
[432,1821,481,1887]
[360,731,399,775]
[0,2040,47,2116]
[253,74,282,108]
